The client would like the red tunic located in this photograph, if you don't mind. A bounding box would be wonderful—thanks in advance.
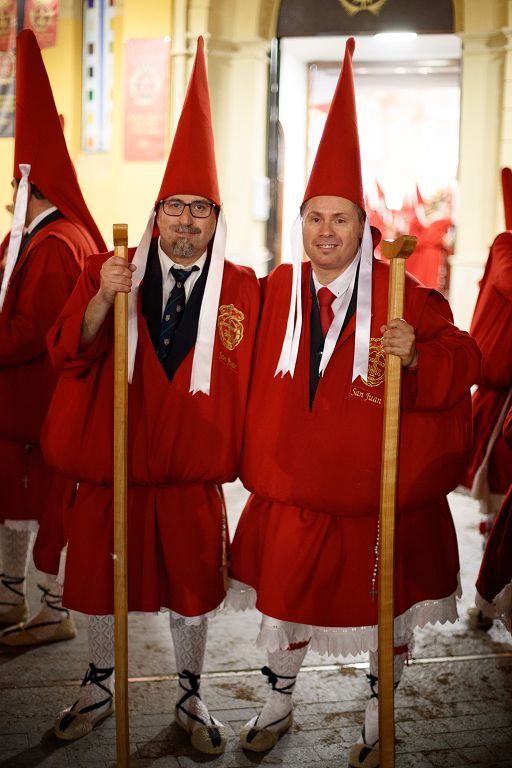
[41,251,260,616]
[476,406,512,624]
[0,218,97,524]
[463,232,512,496]
[405,217,451,291]
[230,259,480,632]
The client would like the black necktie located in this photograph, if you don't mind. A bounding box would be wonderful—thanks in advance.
[157,265,199,362]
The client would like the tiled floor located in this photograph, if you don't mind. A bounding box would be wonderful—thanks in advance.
[0,487,511,767]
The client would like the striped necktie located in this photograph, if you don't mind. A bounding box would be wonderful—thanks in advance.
[157,265,199,361]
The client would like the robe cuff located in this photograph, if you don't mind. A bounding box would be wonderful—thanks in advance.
[62,306,112,364]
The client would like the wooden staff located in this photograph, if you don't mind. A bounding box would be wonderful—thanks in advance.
[377,235,417,768]
[113,223,130,767]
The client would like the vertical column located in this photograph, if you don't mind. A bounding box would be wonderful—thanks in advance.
[450,30,506,328]
[171,0,189,135]
[496,26,512,229]
[209,37,272,275]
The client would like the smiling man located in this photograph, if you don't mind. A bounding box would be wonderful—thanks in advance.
[42,38,259,754]
[229,39,480,767]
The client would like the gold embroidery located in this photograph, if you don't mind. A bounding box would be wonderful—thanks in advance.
[218,304,245,351]
[339,0,388,16]
[361,337,385,388]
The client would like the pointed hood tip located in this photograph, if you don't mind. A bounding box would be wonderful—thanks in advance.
[501,167,512,230]
[14,30,106,251]
[302,35,363,210]
[157,35,220,207]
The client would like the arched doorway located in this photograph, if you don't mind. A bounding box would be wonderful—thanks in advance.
[268,0,459,297]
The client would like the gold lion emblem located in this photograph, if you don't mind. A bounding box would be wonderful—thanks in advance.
[339,0,388,16]
[217,304,245,351]
[361,337,385,388]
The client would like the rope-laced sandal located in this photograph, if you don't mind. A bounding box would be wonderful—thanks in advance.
[54,663,114,741]
[348,672,399,767]
[1,584,76,646]
[0,574,28,627]
[174,670,227,755]
[240,665,294,752]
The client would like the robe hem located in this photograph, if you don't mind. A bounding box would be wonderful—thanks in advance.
[226,578,461,657]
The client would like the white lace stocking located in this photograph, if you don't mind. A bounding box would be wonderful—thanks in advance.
[0,525,34,613]
[246,643,309,732]
[357,647,408,747]
[169,616,221,731]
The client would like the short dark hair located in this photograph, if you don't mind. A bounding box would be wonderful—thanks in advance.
[30,183,46,201]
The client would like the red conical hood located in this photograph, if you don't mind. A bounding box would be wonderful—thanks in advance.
[501,167,512,230]
[14,30,105,250]
[157,37,220,206]
[303,38,364,210]
[416,184,426,206]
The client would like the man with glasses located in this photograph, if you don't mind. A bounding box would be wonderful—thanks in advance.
[42,38,259,754]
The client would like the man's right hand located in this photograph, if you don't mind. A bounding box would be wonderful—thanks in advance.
[80,256,137,345]
[98,255,137,306]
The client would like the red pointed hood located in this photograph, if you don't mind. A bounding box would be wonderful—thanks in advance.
[303,38,363,210]
[157,36,220,206]
[13,30,105,250]
[501,167,512,230]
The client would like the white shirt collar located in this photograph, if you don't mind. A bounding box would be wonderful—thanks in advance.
[26,206,58,234]
[312,253,360,298]
[157,239,208,280]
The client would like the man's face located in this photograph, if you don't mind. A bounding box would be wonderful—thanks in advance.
[302,196,363,278]
[157,193,217,263]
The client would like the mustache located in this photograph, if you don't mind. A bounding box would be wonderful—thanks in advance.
[173,225,201,235]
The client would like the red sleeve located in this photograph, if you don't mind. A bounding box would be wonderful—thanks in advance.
[402,290,481,411]
[0,237,80,367]
[504,406,512,449]
[491,233,512,300]
[47,253,113,378]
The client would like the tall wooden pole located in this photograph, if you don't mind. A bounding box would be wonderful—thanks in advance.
[113,223,129,767]
[377,235,417,768]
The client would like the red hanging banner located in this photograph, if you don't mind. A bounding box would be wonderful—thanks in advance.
[0,0,16,53]
[24,0,59,49]
[124,38,170,162]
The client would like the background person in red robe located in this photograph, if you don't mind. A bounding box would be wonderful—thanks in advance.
[0,31,105,646]
[228,38,480,767]
[42,38,259,754]
[475,405,512,631]
[460,167,512,630]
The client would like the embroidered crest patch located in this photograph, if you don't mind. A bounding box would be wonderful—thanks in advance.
[361,337,385,388]
[217,304,245,351]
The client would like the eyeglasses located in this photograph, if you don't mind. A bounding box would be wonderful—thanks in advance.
[160,198,216,218]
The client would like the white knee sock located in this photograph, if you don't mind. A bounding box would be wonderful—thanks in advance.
[246,643,309,731]
[73,615,115,713]
[0,525,34,614]
[170,616,221,729]
[25,575,70,625]
[357,648,407,747]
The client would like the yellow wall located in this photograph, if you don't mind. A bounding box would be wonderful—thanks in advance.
[78,0,173,249]
[1,0,174,249]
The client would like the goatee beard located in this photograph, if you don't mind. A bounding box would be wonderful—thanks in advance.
[171,239,195,258]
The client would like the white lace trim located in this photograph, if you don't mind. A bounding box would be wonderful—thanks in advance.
[227,579,461,658]
[475,582,512,632]
[3,519,39,533]
[162,606,221,624]
[226,579,257,611]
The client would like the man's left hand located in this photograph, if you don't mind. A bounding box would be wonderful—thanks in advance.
[381,318,418,368]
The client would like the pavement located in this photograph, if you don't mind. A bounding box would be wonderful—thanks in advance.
[0,485,511,768]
